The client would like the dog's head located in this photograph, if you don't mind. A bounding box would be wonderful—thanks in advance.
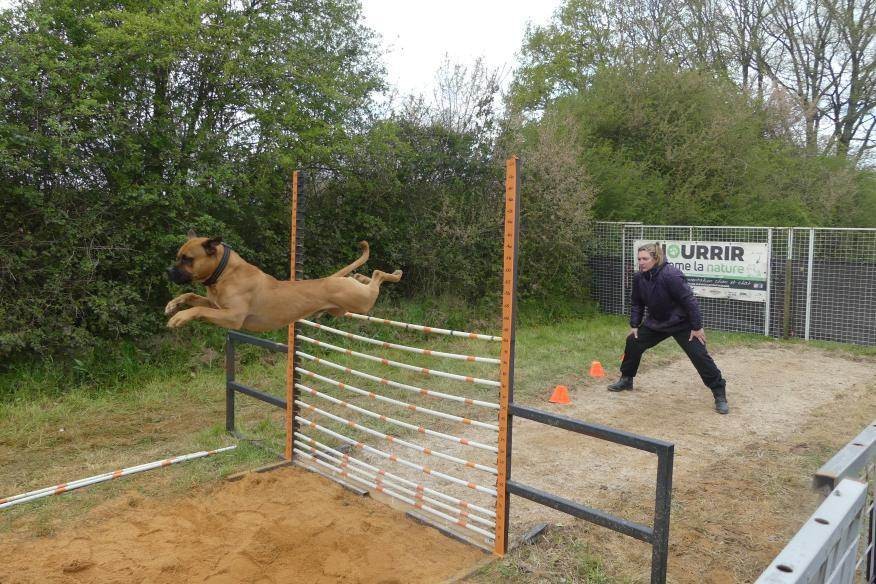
[167,230,224,284]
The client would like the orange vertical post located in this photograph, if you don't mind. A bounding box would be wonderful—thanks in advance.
[285,171,300,462]
[495,156,520,555]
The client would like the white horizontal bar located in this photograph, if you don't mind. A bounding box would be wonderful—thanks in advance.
[296,416,497,497]
[299,320,500,364]
[298,351,500,415]
[344,312,502,341]
[297,335,501,387]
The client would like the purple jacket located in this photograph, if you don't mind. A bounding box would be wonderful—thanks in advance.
[630,263,703,332]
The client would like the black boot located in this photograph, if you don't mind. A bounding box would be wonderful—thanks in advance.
[711,380,729,414]
[608,376,634,392]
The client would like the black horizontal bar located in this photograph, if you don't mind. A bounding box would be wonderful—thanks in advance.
[510,403,672,454]
[228,381,287,409]
[228,331,288,353]
[507,480,653,543]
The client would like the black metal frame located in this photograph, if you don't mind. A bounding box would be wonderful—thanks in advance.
[225,331,289,436]
[506,403,674,584]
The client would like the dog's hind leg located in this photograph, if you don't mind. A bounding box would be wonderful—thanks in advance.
[342,269,403,315]
[328,241,370,277]
[369,269,402,286]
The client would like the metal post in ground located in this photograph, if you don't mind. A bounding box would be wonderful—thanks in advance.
[226,336,236,432]
[782,229,794,338]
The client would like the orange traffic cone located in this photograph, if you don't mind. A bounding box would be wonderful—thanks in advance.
[589,361,606,378]
[548,385,570,404]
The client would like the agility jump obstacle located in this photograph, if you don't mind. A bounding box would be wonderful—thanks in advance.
[0,446,237,510]
[225,158,676,583]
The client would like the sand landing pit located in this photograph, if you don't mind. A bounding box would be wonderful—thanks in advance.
[0,466,485,584]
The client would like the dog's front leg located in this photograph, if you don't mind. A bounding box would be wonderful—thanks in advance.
[165,293,215,315]
[167,307,247,330]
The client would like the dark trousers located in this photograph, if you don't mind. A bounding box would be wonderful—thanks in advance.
[620,326,726,398]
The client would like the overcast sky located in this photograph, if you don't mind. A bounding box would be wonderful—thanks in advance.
[0,0,564,97]
[361,0,562,98]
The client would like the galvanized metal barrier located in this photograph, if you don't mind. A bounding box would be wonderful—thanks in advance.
[757,421,876,583]
[505,404,674,584]
[756,479,868,584]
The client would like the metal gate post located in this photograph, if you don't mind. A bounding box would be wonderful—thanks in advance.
[805,229,815,340]
[764,228,773,336]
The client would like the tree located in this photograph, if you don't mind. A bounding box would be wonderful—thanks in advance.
[430,55,503,138]
[0,0,382,359]
[509,0,619,112]
[510,0,876,164]
[544,64,867,226]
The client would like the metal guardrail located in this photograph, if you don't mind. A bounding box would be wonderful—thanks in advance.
[507,404,674,584]
[813,424,876,492]
[758,421,876,584]
[756,479,868,584]
[813,422,876,583]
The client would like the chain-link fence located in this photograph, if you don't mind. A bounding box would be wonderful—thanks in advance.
[590,222,876,346]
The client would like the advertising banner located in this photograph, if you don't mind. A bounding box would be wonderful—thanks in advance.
[634,240,769,302]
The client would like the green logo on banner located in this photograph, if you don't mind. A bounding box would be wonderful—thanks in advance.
[667,244,680,258]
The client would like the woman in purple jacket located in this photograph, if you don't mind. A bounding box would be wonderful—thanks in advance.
[607,242,729,414]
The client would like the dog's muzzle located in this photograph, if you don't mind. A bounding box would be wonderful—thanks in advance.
[167,266,192,284]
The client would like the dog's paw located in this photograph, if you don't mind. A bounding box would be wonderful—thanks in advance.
[392,270,403,280]
[166,312,189,328]
[164,300,181,315]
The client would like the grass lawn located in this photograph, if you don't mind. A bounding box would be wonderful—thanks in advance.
[1,306,873,582]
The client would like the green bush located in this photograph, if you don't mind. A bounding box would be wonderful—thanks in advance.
[0,0,381,361]
[545,64,872,226]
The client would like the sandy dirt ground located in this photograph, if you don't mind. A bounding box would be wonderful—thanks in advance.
[0,344,872,584]
[0,467,485,584]
[502,344,876,583]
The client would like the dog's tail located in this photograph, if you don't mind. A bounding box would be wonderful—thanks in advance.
[329,241,370,277]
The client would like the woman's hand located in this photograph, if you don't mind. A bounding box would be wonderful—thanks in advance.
[629,327,639,339]
[689,328,706,345]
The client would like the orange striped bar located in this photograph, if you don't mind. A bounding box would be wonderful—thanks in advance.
[297,351,499,413]
[0,446,237,510]
[296,417,497,497]
[295,380,497,452]
[295,400,497,474]
[344,312,501,341]
[295,440,495,528]
[299,320,500,364]
[297,335,500,387]
[297,365,496,431]
[295,449,495,541]
[296,434,496,518]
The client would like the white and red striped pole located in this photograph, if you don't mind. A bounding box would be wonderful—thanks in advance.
[0,445,236,510]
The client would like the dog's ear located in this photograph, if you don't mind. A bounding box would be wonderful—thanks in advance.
[203,236,223,256]
[187,229,198,240]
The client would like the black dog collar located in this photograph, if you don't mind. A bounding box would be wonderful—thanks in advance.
[202,245,231,286]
